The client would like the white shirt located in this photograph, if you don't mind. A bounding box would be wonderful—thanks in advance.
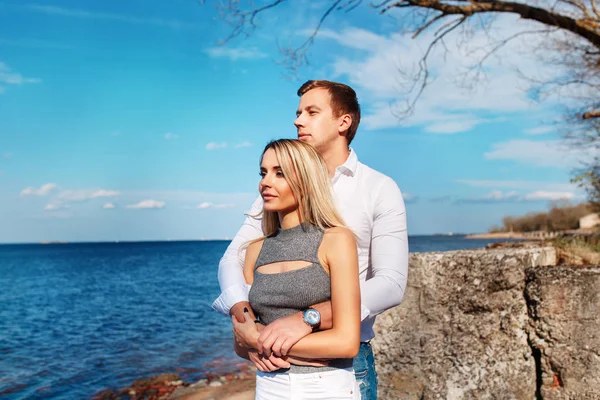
[212,149,409,342]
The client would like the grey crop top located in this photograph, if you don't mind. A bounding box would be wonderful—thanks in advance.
[248,223,353,374]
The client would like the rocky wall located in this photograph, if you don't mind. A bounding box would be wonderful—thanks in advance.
[371,246,596,400]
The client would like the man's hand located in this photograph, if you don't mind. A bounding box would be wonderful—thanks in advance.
[230,301,253,323]
[248,350,291,372]
[257,312,312,357]
[232,310,260,349]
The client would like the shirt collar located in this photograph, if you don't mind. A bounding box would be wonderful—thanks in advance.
[336,148,358,177]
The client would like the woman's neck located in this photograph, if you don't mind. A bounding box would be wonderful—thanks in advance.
[278,209,301,229]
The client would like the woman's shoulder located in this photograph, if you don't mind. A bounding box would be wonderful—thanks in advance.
[247,238,265,253]
[244,238,265,262]
[322,226,356,245]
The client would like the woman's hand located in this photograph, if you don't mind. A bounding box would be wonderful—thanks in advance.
[232,309,260,349]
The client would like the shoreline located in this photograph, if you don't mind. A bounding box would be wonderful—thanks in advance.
[92,365,257,400]
[465,232,529,239]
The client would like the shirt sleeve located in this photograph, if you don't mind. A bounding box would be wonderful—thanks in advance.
[211,196,264,316]
[360,177,409,319]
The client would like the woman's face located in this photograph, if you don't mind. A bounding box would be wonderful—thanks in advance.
[259,148,298,213]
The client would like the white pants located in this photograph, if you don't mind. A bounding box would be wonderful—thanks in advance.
[255,368,361,400]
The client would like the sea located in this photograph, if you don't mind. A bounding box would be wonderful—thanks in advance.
[0,235,520,399]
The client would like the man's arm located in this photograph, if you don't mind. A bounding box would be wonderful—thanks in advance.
[211,196,263,319]
[360,177,409,318]
[255,179,408,356]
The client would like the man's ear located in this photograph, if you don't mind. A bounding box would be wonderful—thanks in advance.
[338,114,352,135]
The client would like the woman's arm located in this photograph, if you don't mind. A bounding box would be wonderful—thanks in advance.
[285,227,361,359]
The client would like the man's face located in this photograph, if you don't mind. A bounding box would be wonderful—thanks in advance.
[294,88,344,152]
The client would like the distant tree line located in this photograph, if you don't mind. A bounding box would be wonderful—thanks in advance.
[489,202,593,233]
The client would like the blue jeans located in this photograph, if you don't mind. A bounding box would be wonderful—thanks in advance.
[353,342,377,400]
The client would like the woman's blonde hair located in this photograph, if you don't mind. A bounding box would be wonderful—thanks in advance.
[258,139,345,236]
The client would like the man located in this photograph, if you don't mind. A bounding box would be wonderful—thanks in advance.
[212,80,408,399]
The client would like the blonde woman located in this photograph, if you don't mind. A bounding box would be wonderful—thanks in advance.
[232,139,361,399]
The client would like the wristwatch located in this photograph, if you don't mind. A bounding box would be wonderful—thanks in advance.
[302,308,321,331]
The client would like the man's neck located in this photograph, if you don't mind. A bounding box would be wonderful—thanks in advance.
[320,143,350,176]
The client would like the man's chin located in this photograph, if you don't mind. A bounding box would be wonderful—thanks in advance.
[298,136,311,142]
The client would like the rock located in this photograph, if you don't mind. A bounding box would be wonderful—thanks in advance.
[372,246,557,399]
[525,265,600,400]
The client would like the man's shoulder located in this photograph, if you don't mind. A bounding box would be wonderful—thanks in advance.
[356,160,399,189]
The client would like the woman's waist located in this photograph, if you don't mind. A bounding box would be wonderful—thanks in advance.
[258,359,354,376]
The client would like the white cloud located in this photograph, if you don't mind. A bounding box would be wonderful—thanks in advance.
[26,5,196,30]
[456,190,520,203]
[58,189,120,202]
[0,62,41,87]
[126,199,166,209]
[484,139,597,168]
[196,202,235,209]
[206,142,228,150]
[235,141,253,148]
[456,179,579,192]
[429,195,451,203]
[457,189,577,203]
[127,190,254,203]
[205,47,267,61]
[206,141,253,150]
[402,192,418,203]
[423,119,483,134]
[103,202,116,209]
[44,203,70,211]
[20,183,58,197]
[164,132,178,140]
[523,191,575,201]
[214,203,236,209]
[524,126,555,135]
[318,17,555,133]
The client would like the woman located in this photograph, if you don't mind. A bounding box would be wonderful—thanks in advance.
[232,139,361,399]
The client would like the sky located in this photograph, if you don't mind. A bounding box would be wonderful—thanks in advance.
[0,0,596,243]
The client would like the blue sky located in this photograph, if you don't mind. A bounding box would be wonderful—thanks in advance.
[0,0,595,243]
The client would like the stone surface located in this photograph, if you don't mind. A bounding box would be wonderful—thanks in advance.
[372,246,557,399]
[525,266,600,400]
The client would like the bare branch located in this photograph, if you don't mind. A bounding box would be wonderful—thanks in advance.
[217,0,288,43]
[412,13,446,38]
[395,16,468,118]
[277,0,344,71]
[583,109,600,119]
[591,0,600,19]
[382,0,600,49]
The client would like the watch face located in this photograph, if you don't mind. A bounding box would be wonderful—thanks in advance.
[304,309,320,325]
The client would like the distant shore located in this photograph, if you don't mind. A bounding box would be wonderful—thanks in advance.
[465,232,529,239]
[466,229,594,240]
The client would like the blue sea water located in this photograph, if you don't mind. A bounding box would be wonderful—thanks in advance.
[0,236,519,399]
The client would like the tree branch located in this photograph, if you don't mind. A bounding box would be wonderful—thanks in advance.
[395,16,468,118]
[382,0,600,49]
[583,109,600,119]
